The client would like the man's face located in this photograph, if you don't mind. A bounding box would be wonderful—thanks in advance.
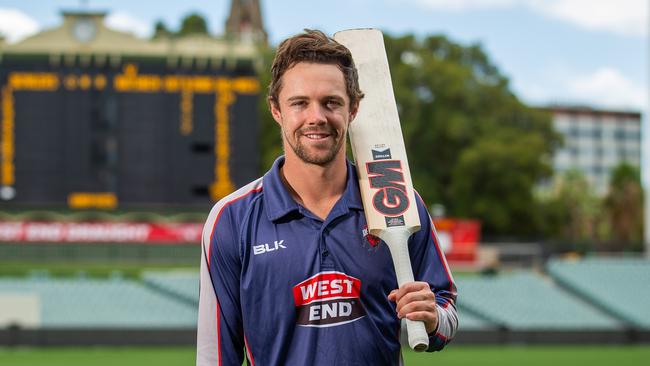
[270,62,357,166]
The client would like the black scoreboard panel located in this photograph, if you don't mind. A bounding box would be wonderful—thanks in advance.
[14,89,67,202]
[229,94,259,188]
[0,57,260,208]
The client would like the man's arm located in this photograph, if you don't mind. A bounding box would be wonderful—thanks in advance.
[197,203,245,366]
[389,193,458,352]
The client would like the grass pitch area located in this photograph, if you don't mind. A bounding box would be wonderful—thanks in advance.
[1,346,649,365]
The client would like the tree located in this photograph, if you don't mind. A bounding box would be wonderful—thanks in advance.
[256,46,283,171]
[152,20,172,39]
[178,13,209,36]
[382,34,560,237]
[604,163,643,250]
[541,170,602,248]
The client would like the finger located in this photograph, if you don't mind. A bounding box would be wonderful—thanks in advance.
[398,299,437,318]
[395,281,430,301]
[387,289,398,302]
[395,289,436,313]
[405,310,439,334]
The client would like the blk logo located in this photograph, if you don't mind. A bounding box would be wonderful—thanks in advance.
[366,160,410,218]
[253,240,286,255]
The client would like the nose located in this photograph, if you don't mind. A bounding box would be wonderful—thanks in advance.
[306,103,327,125]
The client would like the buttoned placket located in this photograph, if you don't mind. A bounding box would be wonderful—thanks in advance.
[297,202,350,270]
[319,205,350,270]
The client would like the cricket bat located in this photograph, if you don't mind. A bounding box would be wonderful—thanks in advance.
[334,29,429,352]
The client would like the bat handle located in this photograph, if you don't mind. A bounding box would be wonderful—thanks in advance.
[379,228,430,352]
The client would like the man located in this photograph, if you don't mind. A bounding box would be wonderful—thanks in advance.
[197,29,457,366]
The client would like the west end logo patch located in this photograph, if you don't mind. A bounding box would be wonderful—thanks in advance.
[293,271,366,327]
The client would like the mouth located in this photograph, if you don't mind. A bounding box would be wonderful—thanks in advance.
[303,132,331,141]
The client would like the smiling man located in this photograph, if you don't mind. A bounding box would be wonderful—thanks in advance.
[196,29,457,366]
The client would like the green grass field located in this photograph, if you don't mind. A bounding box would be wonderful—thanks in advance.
[1,346,649,366]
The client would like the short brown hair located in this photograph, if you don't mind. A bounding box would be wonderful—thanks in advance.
[268,29,364,109]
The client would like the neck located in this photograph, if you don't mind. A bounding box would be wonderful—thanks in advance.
[280,153,348,220]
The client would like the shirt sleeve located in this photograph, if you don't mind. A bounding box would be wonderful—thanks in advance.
[196,203,245,366]
[408,193,458,352]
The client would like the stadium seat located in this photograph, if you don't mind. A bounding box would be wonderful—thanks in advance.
[0,277,197,328]
[547,258,650,329]
[456,271,622,330]
[141,270,199,305]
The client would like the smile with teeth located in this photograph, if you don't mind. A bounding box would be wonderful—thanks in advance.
[305,133,330,140]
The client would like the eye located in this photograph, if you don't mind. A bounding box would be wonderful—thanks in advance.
[326,99,343,109]
[290,100,307,107]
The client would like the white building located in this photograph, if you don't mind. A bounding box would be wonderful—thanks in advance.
[546,106,642,195]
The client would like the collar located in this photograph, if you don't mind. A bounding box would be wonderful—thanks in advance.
[263,156,364,222]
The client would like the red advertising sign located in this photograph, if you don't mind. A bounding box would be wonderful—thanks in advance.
[432,218,480,263]
[0,222,203,244]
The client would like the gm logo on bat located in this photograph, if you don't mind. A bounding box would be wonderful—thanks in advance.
[366,148,410,227]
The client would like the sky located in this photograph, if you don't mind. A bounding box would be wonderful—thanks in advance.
[0,0,648,181]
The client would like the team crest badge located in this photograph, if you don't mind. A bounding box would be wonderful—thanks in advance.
[362,225,381,251]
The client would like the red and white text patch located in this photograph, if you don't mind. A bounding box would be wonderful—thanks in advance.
[293,271,366,327]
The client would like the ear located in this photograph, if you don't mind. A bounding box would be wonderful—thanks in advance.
[268,97,283,125]
[348,101,359,122]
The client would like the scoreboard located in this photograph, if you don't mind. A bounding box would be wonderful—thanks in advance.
[0,56,260,208]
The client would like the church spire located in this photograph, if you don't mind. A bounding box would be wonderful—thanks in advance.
[226,0,267,44]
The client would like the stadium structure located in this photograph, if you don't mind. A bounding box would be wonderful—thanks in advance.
[1,0,649,348]
[0,5,263,209]
[542,105,642,196]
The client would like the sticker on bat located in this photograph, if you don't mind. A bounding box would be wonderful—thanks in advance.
[366,159,410,219]
[371,148,392,160]
[385,215,406,227]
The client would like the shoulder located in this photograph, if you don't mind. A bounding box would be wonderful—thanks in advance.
[202,178,264,243]
[413,189,430,214]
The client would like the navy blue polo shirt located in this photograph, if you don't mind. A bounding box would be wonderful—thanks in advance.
[196,156,457,366]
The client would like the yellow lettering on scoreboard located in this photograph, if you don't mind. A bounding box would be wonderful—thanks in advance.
[68,192,118,209]
[180,89,193,136]
[79,74,92,90]
[64,74,78,90]
[94,75,107,90]
[114,63,162,92]
[164,76,180,92]
[8,72,59,91]
[1,86,15,186]
[209,90,236,200]
[231,77,260,94]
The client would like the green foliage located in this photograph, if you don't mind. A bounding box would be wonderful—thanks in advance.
[539,163,644,252]
[604,163,644,247]
[178,13,209,36]
[450,130,551,236]
[151,13,210,39]
[541,170,602,246]
[256,46,283,172]
[152,20,172,39]
[382,34,559,237]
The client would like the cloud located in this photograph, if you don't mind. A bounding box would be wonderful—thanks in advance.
[529,0,647,37]
[0,8,40,43]
[414,0,517,11]
[514,66,645,110]
[566,67,646,109]
[104,11,151,38]
[414,0,647,37]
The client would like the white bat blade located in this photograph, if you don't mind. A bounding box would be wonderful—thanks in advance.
[334,28,429,352]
